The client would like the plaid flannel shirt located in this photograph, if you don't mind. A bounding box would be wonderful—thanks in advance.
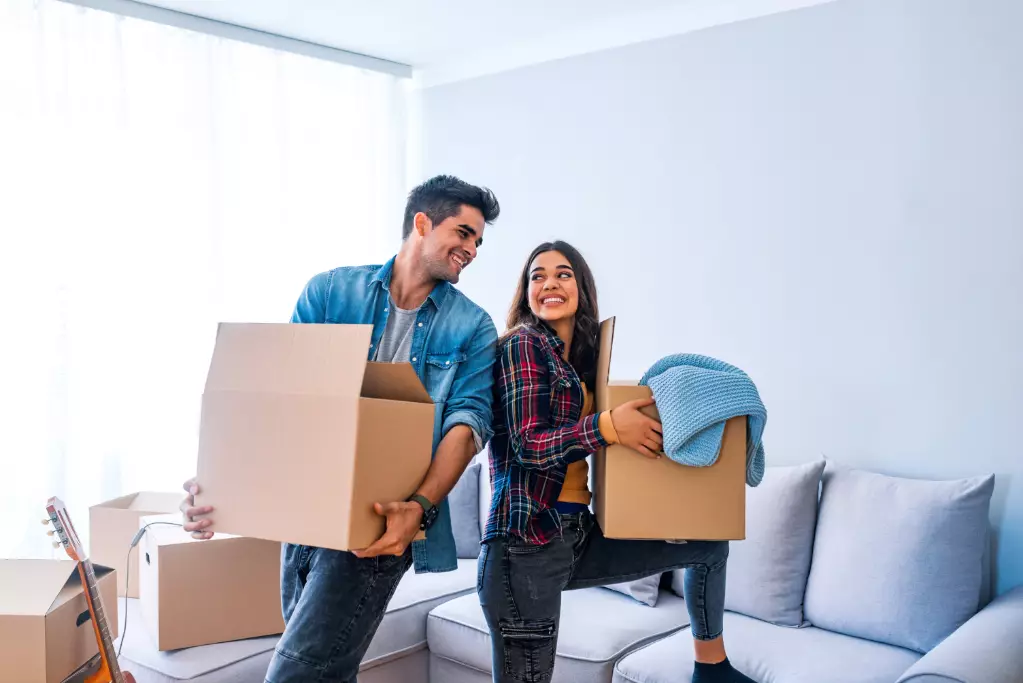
[483,324,608,545]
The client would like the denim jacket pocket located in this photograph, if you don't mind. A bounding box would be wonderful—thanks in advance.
[424,351,466,400]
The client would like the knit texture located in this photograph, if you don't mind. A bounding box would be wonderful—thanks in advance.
[639,354,766,486]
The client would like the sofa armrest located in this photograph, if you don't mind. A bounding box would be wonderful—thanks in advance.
[897,586,1023,683]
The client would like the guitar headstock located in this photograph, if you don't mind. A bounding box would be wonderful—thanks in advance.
[45,496,87,562]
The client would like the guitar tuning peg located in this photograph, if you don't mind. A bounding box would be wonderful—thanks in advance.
[46,530,56,536]
[42,519,51,525]
[52,541,61,548]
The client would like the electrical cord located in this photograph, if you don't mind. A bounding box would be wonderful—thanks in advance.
[118,521,183,660]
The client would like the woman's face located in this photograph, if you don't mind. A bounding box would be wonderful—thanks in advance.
[527,250,579,324]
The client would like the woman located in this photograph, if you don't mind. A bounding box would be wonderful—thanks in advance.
[479,241,754,683]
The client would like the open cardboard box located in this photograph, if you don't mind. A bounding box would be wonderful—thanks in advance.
[137,513,284,651]
[90,491,184,598]
[592,317,747,541]
[0,559,117,683]
[194,322,433,552]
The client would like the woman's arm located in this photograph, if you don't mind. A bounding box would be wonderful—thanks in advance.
[497,333,610,470]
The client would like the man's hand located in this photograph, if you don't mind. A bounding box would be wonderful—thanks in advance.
[180,476,215,540]
[352,501,424,559]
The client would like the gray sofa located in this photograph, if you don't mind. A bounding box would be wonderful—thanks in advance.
[116,456,1023,682]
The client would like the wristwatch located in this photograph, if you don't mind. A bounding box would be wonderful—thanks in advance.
[408,493,438,530]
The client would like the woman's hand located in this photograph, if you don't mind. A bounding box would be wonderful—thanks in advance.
[609,398,663,458]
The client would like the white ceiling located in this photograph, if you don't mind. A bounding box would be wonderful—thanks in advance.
[132,0,838,86]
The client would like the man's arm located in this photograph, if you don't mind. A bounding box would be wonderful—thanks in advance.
[354,313,498,558]
[290,271,331,323]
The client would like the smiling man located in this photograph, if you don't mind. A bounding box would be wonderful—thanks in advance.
[180,174,501,683]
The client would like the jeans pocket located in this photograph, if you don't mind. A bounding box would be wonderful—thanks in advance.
[500,617,557,683]
[505,538,549,556]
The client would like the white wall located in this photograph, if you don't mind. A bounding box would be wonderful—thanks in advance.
[421,0,1023,595]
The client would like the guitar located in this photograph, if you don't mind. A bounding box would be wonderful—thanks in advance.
[45,496,136,683]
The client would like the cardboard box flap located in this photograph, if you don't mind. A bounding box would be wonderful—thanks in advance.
[595,317,617,410]
[361,362,433,404]
[49,564,113,612]
[205,322,373,397]
[0,559,77,615]
[96,491,182,512]
[127,492,185,511]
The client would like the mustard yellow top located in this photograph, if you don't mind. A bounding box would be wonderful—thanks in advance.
[558,385,619,505]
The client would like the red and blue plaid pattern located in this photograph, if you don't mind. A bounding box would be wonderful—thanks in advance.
[483,324,607,545]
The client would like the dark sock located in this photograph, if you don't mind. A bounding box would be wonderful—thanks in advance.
[691,657,756,683]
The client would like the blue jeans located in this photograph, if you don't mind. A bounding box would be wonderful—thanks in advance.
[478,511,728,683]
[264,543,413,683]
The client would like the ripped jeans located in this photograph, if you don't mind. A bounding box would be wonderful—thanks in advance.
[478,511,728,683]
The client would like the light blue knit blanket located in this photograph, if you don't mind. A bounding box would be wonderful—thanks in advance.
[639,354,766,487]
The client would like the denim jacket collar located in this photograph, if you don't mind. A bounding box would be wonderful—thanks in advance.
[371,256,452,310]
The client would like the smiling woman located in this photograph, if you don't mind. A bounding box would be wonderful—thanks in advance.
[505,240,601,387]
[0,0,409,559]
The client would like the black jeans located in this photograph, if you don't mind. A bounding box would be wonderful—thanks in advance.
[478,511,729,683]
[263,543,413,683]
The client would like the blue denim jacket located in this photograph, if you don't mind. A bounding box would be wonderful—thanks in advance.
[290,257,498,572]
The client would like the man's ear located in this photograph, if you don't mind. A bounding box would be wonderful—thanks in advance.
[414,211,431,237]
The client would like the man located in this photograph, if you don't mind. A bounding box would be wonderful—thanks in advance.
[179,174,500,683]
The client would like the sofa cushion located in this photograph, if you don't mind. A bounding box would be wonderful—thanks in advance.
[450,461,482,559]
[362,558,477,668]
[428,588,691,682]
[117,559,476,679]
[602,573,663,607]
[116,598,278,680]
[671,460,825,626]
[804,464,995,653]
[612,611,921,683]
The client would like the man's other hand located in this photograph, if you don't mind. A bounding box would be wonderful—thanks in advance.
[180,476,215,540]
[352,501,424,558]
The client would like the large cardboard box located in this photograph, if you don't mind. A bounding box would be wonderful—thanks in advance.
[137,513,284,651]
[194,322,434,551]
[592,317,747,541]
[0,559,117,683]
[90,491,184,598]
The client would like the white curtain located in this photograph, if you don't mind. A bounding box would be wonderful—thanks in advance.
[0,0,409,558]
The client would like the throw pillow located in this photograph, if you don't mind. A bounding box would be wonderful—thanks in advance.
[803,463,995,653]
[602,573,662,607]
[449,462,482,559]
[670,460,826,626]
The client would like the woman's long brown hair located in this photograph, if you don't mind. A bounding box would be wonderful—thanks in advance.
[504,241,600,388]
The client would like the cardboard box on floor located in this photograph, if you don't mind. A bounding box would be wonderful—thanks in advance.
[137,513,284,651]
[0,559,117,683]
[193,322,432,551]
[90,491,184,598]
[592,317,747,541]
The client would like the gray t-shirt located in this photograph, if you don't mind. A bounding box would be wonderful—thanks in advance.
[374,299,419,363]
[373,295,483,454]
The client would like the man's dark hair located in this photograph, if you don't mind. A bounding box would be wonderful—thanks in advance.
[402,175,500,239]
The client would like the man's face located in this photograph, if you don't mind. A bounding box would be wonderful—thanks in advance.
[419,205,485,284]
